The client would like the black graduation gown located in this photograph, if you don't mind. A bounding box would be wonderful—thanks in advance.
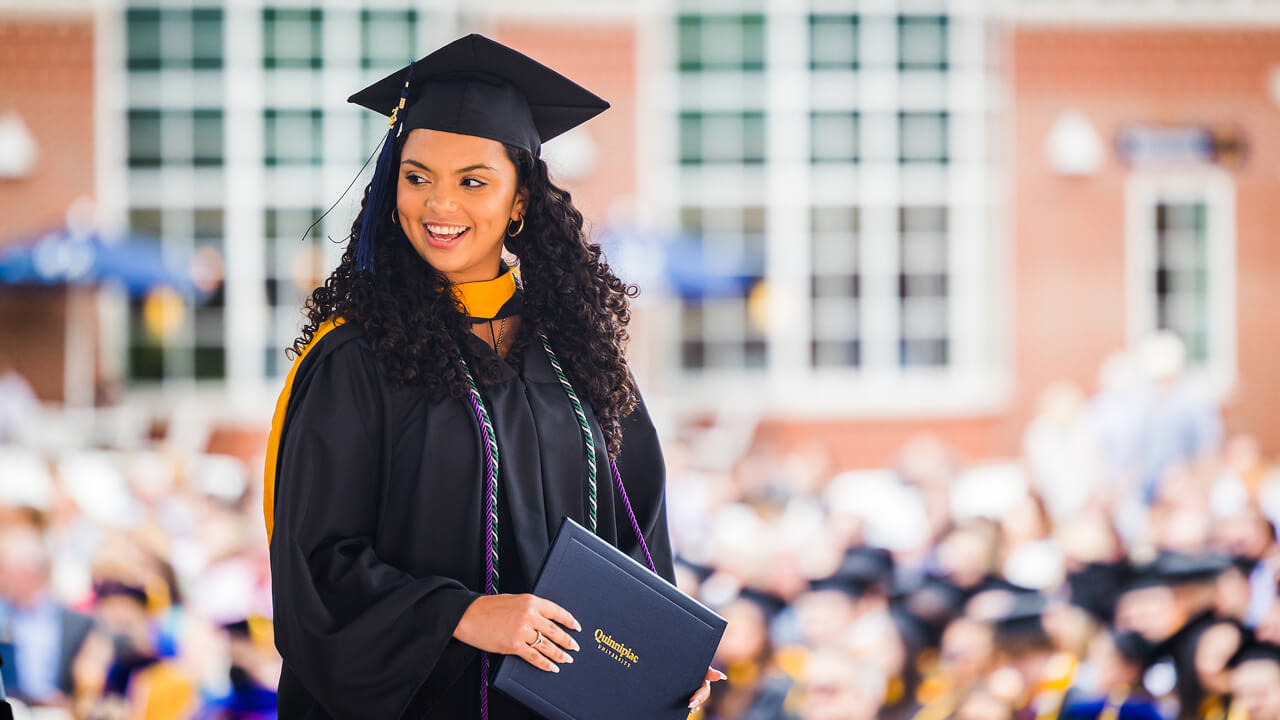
[268,322,677,719]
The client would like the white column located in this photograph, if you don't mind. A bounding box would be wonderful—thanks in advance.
[224,2,268,405]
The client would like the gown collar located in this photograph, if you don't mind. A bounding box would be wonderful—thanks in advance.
[449,262,521,321]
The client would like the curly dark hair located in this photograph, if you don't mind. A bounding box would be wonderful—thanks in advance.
[289,134,640,455]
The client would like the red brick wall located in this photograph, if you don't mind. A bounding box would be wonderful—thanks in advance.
[0,16,95,244]
[0,15,96,402]
[1008,29,1280,456]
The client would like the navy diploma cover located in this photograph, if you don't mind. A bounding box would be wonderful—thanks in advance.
[492,515,727,720]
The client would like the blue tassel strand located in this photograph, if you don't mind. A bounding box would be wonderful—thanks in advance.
[355,63,417,274]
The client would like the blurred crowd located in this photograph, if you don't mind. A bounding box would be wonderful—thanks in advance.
[1,331,1278,720]
[668,332,1280,720]
[0,354,277,719]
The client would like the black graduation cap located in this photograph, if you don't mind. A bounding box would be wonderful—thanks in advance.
[733,586,788,621]
[1228,640,1280,669]
[1122,551,1232,593]
[839,546,895,587]
[349,33,608,157]
[1067,560,1133,624]
[93,579,148,607]
[994,593,1051,643]
[809,546,895,598]
[345,34,610,272]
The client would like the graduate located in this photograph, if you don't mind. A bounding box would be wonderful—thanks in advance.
[1227,641,1280,720]
[263,33,723,719]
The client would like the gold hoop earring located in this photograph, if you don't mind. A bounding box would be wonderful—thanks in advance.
[506,216,524,237]
[391,208,399,224]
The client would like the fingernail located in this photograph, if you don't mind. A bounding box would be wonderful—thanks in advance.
[571,639,581,651]
[564,655,573,663]
[717,670,727,680]
[551,664,560,673]
[574,620,582,631]
[689,701,699,710]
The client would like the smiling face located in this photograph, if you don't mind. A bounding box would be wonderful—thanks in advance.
[395,128,526,284]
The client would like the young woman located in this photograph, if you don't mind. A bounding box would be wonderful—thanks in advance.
[262,34,722,719]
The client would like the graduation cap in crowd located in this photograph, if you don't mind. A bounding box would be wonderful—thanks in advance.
[810,546,896,598]
[733,586,789,622]
[889,574,969,647]
[1122,551,1233,593]
[345,33,610,272]
[1067,560,1133,624]
[1228,640,1280,669]
[93,579,149,607]
[990,592,1053,651]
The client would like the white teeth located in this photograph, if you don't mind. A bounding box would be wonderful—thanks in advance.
[426,224,468,235]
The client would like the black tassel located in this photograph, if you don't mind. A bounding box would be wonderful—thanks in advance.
[355,63,416,274]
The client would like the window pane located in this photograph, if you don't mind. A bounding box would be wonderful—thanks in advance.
[1155,201,1210,364]
[194,209,223,240]
[264,8,322,69]
[677,206,767,370]
[743,113,765,163]
[128,110,163,167]
[126,8,162,70]
[363,9,415,69]
[899,16,947,70]
[192,8,223,69]
[900,112,948,163]
[812,112,858,163]
[811,207,860,367]
[678,14,765,71]
[899,207,949,368]
[265,110,321,165]
[741,15,766,70]
[680,113,702,164]
[678,15,702,71]
[680,112,765,164]
[193,110,223,167]
[810,15,858,69]
[129,208,163,236]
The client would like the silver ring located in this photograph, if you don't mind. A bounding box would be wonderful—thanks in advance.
[530,629,543,648]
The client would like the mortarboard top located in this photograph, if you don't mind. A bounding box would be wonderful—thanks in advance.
[968,590,1051,648]
[93,579,148,607]
[1122,551,1232,593]
[838,546,895,587]
[1228,640,1280,669]
[733,586,788,620]
[347,33,610,158]
[808,546,896,598]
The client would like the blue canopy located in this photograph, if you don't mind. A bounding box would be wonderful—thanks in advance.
[0,226,195,297]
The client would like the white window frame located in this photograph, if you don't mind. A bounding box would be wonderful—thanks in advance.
[1124,170,1237,400]
[649,0,1009,418]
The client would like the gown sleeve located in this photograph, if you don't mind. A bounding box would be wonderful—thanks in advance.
[269,338,483,719]
[612,382,678,586]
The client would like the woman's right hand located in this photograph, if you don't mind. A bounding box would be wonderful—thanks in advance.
[453,593,583,673]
